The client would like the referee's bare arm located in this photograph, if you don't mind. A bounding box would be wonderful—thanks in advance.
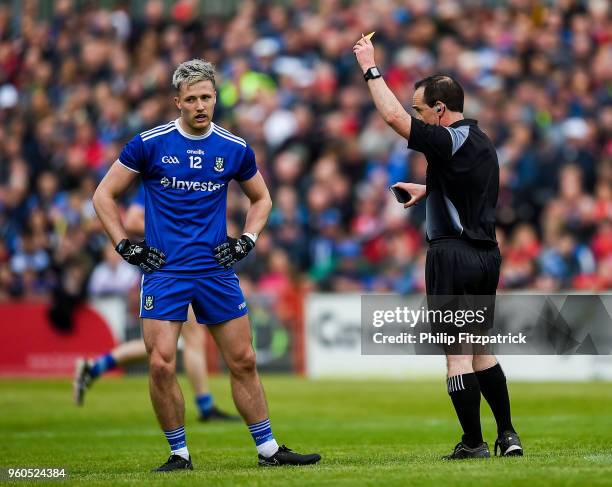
[353,36,412,139]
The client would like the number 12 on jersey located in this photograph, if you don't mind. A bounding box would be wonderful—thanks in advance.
[189,156,202,169]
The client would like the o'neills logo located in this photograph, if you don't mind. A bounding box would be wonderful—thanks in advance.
[160,177,224,192]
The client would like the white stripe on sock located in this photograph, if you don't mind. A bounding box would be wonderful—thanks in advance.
[166,432,185,439]
[248,421,270,432]
[249,420,270,428]
[448,375,468,393]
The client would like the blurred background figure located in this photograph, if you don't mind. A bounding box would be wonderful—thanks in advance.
[88,242,140,298]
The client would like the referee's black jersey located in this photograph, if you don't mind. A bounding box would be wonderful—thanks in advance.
[407,117,499,247]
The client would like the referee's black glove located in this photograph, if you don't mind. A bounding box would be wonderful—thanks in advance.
[115,239,166,274]
[214,235,255,268]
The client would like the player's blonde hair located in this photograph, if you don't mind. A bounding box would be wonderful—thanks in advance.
[172,59,216,91]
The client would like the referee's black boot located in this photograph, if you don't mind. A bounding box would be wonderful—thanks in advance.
[442,441,491,460]
[494,431,523,457]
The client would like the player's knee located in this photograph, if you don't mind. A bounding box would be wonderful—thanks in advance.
[228,347,257,377]
[149,353,175,382]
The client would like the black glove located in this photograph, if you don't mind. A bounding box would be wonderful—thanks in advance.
[115,239,166,274]
[214,234,255,268]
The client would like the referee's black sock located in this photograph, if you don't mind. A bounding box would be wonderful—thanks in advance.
[447,372,483,448]
[476,363,515,436]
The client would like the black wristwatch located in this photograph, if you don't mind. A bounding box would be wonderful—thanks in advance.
[363,66,382,82]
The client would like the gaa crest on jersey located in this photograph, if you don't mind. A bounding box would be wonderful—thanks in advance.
[144,295,154,310]
[214,157,225,172]
[161,155,180,164]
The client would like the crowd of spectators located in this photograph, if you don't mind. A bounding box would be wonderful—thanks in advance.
[0,0,610,318]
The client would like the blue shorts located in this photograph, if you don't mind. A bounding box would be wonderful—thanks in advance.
[140,272,248,325]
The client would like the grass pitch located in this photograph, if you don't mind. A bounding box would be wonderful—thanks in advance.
[1,375,611,486]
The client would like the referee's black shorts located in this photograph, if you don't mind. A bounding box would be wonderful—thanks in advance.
[425,238,501,333]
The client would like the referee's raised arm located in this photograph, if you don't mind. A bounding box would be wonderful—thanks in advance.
[352,35,412,139]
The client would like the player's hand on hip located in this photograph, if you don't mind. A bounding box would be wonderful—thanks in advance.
[115,239,166,274]
[392,182,427,208]
[214,234,255,268]
[352,34,375,72]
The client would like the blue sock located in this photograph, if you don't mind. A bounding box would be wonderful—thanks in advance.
[196,393,214,416]
[164,426,189,460]
[89,353,117,379]
[248,419,279,457]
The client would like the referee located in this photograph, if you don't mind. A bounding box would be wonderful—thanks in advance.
[353,36,523,459]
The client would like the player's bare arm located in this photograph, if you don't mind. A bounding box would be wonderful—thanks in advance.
[93,161,139,246]
[353,35,412,140]
[214,171,272,269]
[240,171,273,237]
[93,161,165,274]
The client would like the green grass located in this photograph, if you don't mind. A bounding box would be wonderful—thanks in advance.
[1,376,611,486]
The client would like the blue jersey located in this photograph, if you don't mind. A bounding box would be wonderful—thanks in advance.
[118,119,258,276]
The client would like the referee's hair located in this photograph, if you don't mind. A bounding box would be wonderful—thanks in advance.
[414,75,464,112]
